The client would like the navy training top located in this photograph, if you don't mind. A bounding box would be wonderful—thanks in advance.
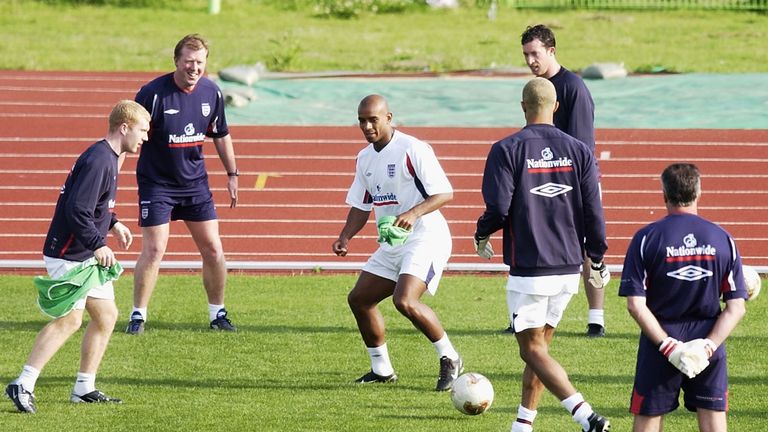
[619,213,748,322]
[43,140,119,262]
[476,124,607,276]
[135,73,229,195]
[550,67,595,153]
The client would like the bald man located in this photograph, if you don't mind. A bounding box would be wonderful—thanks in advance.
[332,94,463,391]
[473,78,610,432]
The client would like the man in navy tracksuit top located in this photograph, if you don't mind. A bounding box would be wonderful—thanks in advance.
[520,24,607,338]
[126,34,239,335]
[619,163,746,431]
[474,78,610,432]
[5,100,150,413]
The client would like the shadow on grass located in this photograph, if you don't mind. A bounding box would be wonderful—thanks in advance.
[26,374,433,392]
[0,320,53,331]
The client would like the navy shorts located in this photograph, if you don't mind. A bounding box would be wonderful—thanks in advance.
[630,319,729,416]
[138,191,217,227]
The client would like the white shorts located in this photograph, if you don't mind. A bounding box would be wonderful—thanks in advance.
[43,256,115,310]
[505,274,579,332]
[362,234,451,296]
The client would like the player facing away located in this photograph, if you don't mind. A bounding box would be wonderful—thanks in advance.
[332,94,463,391]
[518,24,609,338]
[619,163,747,432]
[126,34,239,334]
[5,100,150,413]
[474,78,610,432]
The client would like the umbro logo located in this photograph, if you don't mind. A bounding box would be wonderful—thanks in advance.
[667,265,713,281]
[530,182,573,198]
[164,109,179,115]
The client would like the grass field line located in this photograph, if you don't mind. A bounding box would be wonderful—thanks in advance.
[3,253,767,270]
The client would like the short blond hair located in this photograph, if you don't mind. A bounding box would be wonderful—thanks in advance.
[522,77,557,114]
[108,100,150,132]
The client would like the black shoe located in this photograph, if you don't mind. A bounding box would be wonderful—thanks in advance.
[354,370,398,384]
[584,412,611,432]
[5,383,36,413]
[435,356,464,392]
[70,389,123,404]
[502,323,515,334]
[586,324,605,338]
[210,308,237,331]
[125,313,145,335]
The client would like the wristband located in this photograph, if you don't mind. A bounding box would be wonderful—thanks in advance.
[227,169,239,177]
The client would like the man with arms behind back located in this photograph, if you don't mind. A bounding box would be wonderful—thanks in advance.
[620,163,746,431]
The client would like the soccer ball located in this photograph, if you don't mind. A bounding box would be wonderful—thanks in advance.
[450,372,494,415]
[743,265,761,301]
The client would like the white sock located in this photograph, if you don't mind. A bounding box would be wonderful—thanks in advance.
[367,343,395,377]
[587,309,604,326]
[17,365,40,393]
[511,405,537,432]
[73,372,96,396]
[432,333,460,361]
[131,307,147,321]
[561,392,593,430]
[208,304,225,322]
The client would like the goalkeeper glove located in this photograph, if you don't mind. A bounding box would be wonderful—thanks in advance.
[679,338,717,376]
[588,261,610,289]
[659,337,696,378]
[473,234,494,260]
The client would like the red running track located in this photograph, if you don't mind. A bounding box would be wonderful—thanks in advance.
[1,71,767,271]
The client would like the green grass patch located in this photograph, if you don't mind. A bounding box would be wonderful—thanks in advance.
[0,1,766,73]
[1,273,766,430]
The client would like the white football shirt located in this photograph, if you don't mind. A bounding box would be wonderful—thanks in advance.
[346,130,453,240]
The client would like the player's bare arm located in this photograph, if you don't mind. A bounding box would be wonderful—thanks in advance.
[213,134,238,208]
[333,207,371,256]
[626,295,669,345]
[395,192,453,230]
[705,297,746,347]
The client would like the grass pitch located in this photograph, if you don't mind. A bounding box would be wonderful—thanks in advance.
[0,273,765,431]
[1,1,766,73]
